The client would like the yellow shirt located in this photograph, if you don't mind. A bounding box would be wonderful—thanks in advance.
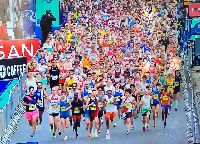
[166,78,174,93]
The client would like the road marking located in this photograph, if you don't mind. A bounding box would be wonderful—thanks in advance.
[157,133,186,142]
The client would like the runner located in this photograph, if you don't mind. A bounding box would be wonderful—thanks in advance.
[160,85,173,128]
[140,88,152,132]
[96,86,104,133]
[86,89,99,138]
[46,87,60,139]
[165,73,175,112]
[102,90,117,139]
[23,86,39,137]
[174,70,182,111]
[56,91,71,141]
[121,89,135,135]
[47,59,60,89]
[71,92,83,139]
[113,82,123,127]
[151,81,160,127]
[35,82,48,129]
[23,72,37,95]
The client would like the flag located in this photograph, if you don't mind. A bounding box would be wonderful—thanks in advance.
[153,7,156,13]
[66,32,72,45]
[74,12,78,18]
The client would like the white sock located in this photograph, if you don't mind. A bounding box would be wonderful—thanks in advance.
[175,100,178,108]
[106,129,109,134]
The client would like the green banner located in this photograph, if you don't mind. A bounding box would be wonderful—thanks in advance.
[36,0,59,27]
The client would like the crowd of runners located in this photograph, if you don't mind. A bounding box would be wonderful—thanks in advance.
[22,0,182,141]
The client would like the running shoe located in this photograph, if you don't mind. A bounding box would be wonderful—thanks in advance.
[53,135,57,139]
[137,113,139,118]
[101,118,103,124]
[94,133,98,138]
[105,133,110,139]
[50,126,53,132]
[88,132,92,137]
[30,133,35,137]
[98,129,100,133]
[126,131,129,135]
[58,130,61,135]
[131,125,134,130]
[143,127,145,132]
[164,121,166,128]
[76,134,78,139]
[113,122,117,127]
[64,135,68,141]
[153,122,156,127]
[175,108,177,111]
[155,113,157,117]
[146,126,149,131]
[82,117,85,121]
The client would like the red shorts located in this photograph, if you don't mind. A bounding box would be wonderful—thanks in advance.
[72,115,81,119]
[89,110,99,121]
[25,110,39,121]
[105,112,114,121]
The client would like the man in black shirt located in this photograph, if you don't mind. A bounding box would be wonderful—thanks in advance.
[47,59,59,89]
[71,92,83,138]
[23,86,39,137]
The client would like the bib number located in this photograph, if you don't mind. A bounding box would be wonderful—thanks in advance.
[51,105,56,110]
[140,91,144,95]
[106,102,111,106]
[153,94,158,99]
[163,96,168,101]
[74,108,80,113]
[60,106,66,112]
[98,103,103,108]
[126,103,131,108]
[175,82,179,86]
[39,100,43,107]
[83,96,87,101]
[52,75,58,80]
[29,104,36,111]
[90,105,96,110]
[116,96,121,102]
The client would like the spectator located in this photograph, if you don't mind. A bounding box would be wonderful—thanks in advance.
[0,19,9,40]
[13,21,23,39]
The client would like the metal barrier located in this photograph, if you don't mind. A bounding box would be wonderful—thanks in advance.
[0,72,27,144]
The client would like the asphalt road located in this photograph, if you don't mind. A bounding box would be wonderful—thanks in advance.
[10,87,187,144]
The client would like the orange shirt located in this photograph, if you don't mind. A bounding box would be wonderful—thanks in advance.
[161,90,170,105]
[82,58,91,69]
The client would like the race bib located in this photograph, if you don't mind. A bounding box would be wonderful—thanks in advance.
[90,105,96,110]
[74,107,80,113]
[52,75,58,80]
[70,99,73,102]
[106,102,111,106]
[29,104,36,111]
[153,94,158,99]
[126,103,131,108]
[163,96,168,101]
[98,103,103,107]
[175,82,179,86]
[34,75,38,79]
[60,106,66,112]
[168,86,173,89]
[140,91,145,95]
[38,100,43,106]
[51,105,56,110]
[83,96,87,101]
[116,96,121,102]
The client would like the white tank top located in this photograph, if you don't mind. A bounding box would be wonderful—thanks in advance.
[48,95,59,114]
[142,96,151,109]
[124,97,133,112]
[105,95,115,112]
[26,78,37,95]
